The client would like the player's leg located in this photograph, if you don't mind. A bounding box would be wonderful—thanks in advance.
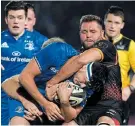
[96,108,122,126]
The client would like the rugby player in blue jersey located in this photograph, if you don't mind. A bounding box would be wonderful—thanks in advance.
[2,37,108,125]
[24,2,48,41]
[1,1,48,125]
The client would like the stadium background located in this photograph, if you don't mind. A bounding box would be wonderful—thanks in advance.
[1,1,135,124]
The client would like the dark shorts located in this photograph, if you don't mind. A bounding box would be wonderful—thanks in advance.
[74,100,122,125]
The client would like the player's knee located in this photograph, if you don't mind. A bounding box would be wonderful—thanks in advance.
[10,116,30,125]
[62,120,78,126]
[97,116,115,126]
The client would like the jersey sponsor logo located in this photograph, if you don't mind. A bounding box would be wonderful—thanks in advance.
[1,42,9,48]
[24,42,34,50]
[12,51,21,56]
[1,56,31,62]
[15,106,24,113]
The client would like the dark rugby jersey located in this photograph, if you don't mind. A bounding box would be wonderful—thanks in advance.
[83,40,122,107]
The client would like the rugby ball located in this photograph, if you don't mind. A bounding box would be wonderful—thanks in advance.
[54,82,86,107]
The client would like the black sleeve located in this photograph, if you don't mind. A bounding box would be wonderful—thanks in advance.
[92,40,117,64]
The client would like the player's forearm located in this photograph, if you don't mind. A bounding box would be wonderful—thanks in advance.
[60,102,77,122]
[19,72,49,107]
[47,49,101,87]
[2,75,21,100]
[47,56,83,86]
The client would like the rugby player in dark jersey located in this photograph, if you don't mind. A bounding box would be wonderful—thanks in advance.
[47,15,123,125]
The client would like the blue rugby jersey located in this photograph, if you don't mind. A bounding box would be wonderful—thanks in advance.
[1,29,48,82]
[1,29,48,125]
[34,42,94,107]
[34,42,78,91]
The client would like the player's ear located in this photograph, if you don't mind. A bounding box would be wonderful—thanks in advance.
[33,17,36,26]
[121,22,125,29]
[101,30,106,40]
[5,17,8,24]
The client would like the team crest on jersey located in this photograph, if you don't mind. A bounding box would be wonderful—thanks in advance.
[1,42,9,48]
[24,42,34,50]
[15,106,24,113]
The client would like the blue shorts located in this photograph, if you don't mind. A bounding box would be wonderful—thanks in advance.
[9,98,25,119]
[1,90,9,125]
[9,87,45,120]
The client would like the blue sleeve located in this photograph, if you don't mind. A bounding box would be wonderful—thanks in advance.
[34,42,78,72]
[33,30,48,48]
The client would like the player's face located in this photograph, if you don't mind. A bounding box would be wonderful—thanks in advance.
[73,66,87,88]
[104,13,124,39]
[25,9,36,31]
[5,10,26,36]
[80,21,103,49]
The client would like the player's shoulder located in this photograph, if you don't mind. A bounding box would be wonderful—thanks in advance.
[1,30,9,37]
[122,34,133,42]
[33,30,48,39]
[93,39,113,49]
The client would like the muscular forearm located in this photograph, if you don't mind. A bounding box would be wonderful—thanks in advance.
[60,102,77,122]
[47,49,101,87]
[47,55,83,86]
[2,75,21,100]
[19,72,49,107]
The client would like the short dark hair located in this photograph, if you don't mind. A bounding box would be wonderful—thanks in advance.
[4,1,28,17]
[25,2,36,16]
[104,6,124,22]
[80,14,104,30]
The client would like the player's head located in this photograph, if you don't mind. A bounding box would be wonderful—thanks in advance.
[104,6,125,39]
[25,3,36,31]
[73,62,94,88]
[73,62,107,89]
[4,1,28,36]
[41,37,65,48]
[79,14,104,49]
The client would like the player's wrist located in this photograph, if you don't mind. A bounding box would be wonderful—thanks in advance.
[129,85,135,93]
[60,100,70,107]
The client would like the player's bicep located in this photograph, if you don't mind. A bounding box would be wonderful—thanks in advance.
[34,46,56,72]
[77,48,102,64]
[93,40,117,63]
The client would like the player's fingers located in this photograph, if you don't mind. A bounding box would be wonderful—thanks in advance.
[54,108,64,120]
[50,115,57,121]
[24,110,33,116]
[48,116,54,121]
[24,115,36,121]
[29,107,42,116]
